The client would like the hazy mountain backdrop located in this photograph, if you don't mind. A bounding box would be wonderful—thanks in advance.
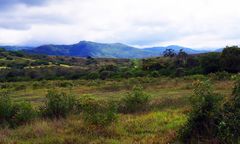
[1,41,221,58]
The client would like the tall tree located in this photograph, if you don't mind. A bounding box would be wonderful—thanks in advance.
[221,46,240,73]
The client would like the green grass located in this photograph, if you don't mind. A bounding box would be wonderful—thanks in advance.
[0,77,233,143]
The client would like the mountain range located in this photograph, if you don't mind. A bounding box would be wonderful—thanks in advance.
[0,41,221,58]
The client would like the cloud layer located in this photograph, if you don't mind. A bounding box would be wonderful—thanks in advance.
[0,0,240,49]
[0,0,49,8]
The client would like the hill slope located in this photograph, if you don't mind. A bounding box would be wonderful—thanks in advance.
[144,45,207,54]
[3,41,212,58]
[0,46,33,51]
[26,41,157,58]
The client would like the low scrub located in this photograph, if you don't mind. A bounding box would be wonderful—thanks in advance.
[179,80,222,143]
[218,75,240,143]
[120,86,150,113]
[0,91,36,128]
[40,90,77,119]
[80,96,118,127]
[208,71,231,81]
[179,76,240,143]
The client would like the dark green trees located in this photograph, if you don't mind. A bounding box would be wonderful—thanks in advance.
[200,52,221,74]
[221,46,240,73]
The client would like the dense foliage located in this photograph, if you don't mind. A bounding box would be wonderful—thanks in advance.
[180,76,240,143]
[0,46,239,82]
[120,86,150,113]
[81,96,118,126]
[40,91,77,119]
[179,81,222,143]
[0,91,36,128]
[219,76,240,143]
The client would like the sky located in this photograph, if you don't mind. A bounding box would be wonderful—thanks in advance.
[0,0,240,50]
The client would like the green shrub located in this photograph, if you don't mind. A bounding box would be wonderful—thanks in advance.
[184,74,207,81]
[86,72,100,80]
[99,71,113,80]
[14,84,27,91]
[150,71,160,77]
[0,91,13,126]
[122,71,134,78]
[175,67,185,77]
[81,96,118,126]
[218,76,240,143]
[10,102,36,128]
[179,80,222,143]
[40,90,77,119]
[120,86,150,113]
[0,92,36,128]
[208,71,231,81]
[57,81,74,87]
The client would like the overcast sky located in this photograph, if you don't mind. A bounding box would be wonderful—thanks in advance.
[0,0,240,49]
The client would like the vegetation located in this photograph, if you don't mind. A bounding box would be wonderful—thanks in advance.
[40,91,77,119]
[219,76,240,143]
[179,80,222,143]
[0,91,36,128]
[81,97,118,126]
[0,46,239,82]
[120,86,150,113]
[180,76,240,143]
[0,46,240,143]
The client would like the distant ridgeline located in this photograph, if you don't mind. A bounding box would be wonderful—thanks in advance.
[0,45,239,82]
[1,41,215,58]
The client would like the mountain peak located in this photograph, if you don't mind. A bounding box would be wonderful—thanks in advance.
[0,41,218,58]
[78,40,94,44]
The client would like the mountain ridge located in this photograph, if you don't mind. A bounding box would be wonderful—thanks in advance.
[0,41,221,58]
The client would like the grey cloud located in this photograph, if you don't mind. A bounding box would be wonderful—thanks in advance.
[0,0,48,8]
[0,5,71,30]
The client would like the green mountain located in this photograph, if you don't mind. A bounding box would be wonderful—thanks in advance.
[0,41,210,58]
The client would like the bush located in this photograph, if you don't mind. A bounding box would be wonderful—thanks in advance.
[99,71,113,80]
[208,71,231,81]
[120,86,150,113]
[183,74,207,81]
[0,92,36,128]
[81,96,118,126]
[85,72,100,80]
[57,81,74,87]
[10,102,36,128]
[150,71,160,77]
[40,91,77,119]
[179,80,222,143]
[0,91,13,126]
[218,76,240,143]
[175,67,185,77]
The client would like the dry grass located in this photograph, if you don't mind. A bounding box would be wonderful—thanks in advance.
[0,77,233,144]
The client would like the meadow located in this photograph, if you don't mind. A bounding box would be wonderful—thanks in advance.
[0,76,233,144]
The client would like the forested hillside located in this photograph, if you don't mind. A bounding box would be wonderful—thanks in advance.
[0,46,239,82]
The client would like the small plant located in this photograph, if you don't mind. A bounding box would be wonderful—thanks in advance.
[0,91,36,128]
[121,86,150,113]
[86,72,100,80]
[81,96,118,126]
[99,71,113,80]
[57,81,74,88]
[179,80,222,143]
[10,102,36,128]
[0,91,13,126]
[150,71,160,78]
[40,90,77,119]
[218,76,240,143]
[208,71,231,81]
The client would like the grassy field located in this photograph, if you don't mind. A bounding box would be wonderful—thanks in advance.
[0,77,233,144]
